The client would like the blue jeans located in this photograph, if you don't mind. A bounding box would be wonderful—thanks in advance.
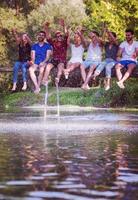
[95,58,116,78]
[13,61,28,83]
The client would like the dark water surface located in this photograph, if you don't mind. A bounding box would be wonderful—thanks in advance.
[0,107,138,200]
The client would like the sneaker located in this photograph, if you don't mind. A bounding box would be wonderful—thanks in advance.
[116,81,125,89]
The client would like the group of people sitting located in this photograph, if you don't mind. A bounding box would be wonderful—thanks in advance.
[11,19,138,93]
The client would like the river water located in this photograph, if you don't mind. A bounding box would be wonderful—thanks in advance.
[0,106,138,200]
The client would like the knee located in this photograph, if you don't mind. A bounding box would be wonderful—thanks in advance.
[115,64,121,70]
[39,67,45,75]
[90,65,95,71]
[29,66,34,73]
[22,65,27,72]
[127,64,136,73]
[80,64,84,69]
[13,62,20,70]
[58,63,64,70]
[47,63,53,71]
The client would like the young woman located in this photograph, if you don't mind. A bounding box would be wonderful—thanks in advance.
[64,29,86,79]
[11,29,32,91]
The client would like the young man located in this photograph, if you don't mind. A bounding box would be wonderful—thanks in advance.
[115,29,138,89]
[42,19,69,86]
[81,31,103,90]
[93,30,119,90]
[29,31,52,93]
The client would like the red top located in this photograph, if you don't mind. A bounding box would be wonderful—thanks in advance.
[48,36,68,62]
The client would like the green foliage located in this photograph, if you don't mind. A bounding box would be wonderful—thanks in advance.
[0,7,27,65]
[83,0,138,40]
[48,78,138,107]
[27,0,87,37]
[3,91,44,107]
[1,79,138,108]
[0,0,138,89]
[0,0,87,65]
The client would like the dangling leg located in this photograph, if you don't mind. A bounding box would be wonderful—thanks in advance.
[11,61,21,91]
[80,64,86,83]
[21,62,28,90]
[55,62,64,85]
[104,61,115,90]
[81,65,96,90]
[117,63,136,88]
[42,63,54,85]
[29,64,40,93]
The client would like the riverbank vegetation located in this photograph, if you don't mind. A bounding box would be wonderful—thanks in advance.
[0,0,138,109]
[1,78,137,109]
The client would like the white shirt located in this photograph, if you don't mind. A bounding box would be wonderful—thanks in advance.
[120,41,138,61]
[86,42,102,62]
[69,44,84,63]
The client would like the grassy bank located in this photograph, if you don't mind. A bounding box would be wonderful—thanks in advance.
[1,78,138,109]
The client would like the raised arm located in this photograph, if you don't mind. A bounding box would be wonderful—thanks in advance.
[43,22,51,40]
[12,28,21,44]
[24,33,32,45]
[76,28,87,48]
[58,18,69,36]
[106,29,118,45]
[90,31,104,47]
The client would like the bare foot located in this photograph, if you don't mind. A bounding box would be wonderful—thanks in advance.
[11,87,16,91]
[116,81,125,89]
[92,75,96,80]
[55,77,59,85]
[64,69,69,79]
[22,83,27,91]
[105,85,110,91]
[42,81,48,86]
[81,84,90,90]
[34,88,41,94]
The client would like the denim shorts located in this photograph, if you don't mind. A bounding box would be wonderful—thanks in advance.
[117,60,136,68]
[83,60,101,69]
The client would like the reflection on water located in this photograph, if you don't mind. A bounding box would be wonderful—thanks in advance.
[0,107,138,199]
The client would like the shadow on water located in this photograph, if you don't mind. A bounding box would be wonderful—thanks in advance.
[0,106,138,199]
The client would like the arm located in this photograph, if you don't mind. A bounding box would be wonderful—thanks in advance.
[107,30,118,45]
[43,22,51,40]
[24,33,32,45]
[91,32,104,47]
[116,47,123,61]
[30,50,35,65]
[40,49,52,65]
[66,31,71,47]
[76,29,87,48]
[96,35,104,47]
[58,18,69,36]
[132,47,138,60]
[12,28,20,44]
[45,49,52,62]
